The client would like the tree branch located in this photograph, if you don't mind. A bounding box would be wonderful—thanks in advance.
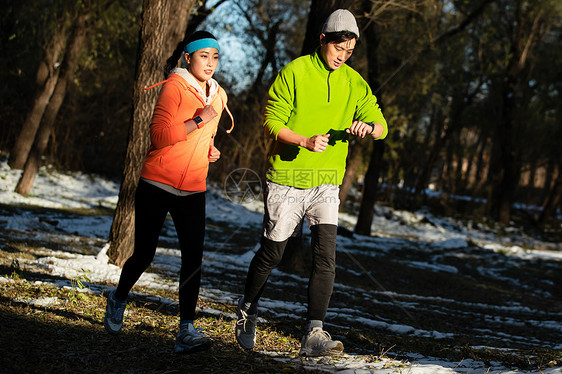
[431,0,495,46]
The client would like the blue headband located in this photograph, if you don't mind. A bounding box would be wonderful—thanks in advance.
[184,38,220,54]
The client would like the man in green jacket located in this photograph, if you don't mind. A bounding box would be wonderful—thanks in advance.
[236,9,388,357]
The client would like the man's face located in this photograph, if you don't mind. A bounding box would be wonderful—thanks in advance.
[319,34,356,70]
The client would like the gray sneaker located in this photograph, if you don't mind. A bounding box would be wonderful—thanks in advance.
[103,290,126,334]
[298,327,344,357]
[174,325,212,354]
[235,300,257,350]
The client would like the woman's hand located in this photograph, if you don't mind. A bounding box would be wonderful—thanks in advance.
[208,145,221,162]
[185,105,219,134]
[199,105,218,123]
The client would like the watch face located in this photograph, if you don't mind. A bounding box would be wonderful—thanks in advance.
[194,116,204,128]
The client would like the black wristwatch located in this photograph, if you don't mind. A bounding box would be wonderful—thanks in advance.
[193,115,205,128]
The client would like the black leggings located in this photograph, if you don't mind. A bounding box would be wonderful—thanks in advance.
[115,180,205,321]
[243,224,337,321]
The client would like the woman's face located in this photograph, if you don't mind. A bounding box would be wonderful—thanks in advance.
[319,34,356,70]
[186,47,219,84]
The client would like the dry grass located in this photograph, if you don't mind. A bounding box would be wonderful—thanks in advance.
[0,275,325,373]
[1,262,560,374]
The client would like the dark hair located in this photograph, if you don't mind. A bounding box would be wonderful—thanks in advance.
[164,31,218,77]
[321,31,358,45]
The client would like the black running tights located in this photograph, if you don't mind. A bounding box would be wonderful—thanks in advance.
[115,180,205,321]
[243,224,337,321]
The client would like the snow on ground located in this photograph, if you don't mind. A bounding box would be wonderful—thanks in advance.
[1,160,561,374]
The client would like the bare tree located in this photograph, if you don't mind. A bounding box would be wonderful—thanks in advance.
[8,6,72,170]
[15,10,91,196]
[185,0,230,37]
[107,0,196,266]
[355,0,495,234]
[300,0,355,56]
[413,79,483,197]
[539,171,562,225]
[487,0,542,224]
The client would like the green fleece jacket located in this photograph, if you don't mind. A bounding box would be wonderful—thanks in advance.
[264,48,388,189]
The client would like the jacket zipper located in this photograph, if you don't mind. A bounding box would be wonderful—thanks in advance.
[327,71,332,103]
[178,86,207,189]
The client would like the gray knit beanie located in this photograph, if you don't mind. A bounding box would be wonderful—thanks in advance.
[321,9,360,38]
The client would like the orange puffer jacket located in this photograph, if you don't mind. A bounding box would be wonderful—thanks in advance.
[140,73,228,192]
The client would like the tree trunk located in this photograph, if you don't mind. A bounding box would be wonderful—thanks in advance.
[15,12,90,196]
[472,134,488,192]
[462,143,476,192]
[538,170,562,225]
[355,141,384,235]
[443,139,455,193]
[107,0,194,267]
[414,84,481,196]
[465,130,488,192]
[249,20,281,95]
[8,9,71,170]
[300,0,355,56]
[354,0,384,236]
[489,1,528,225]
[339,140,365,210]
[488,75,520,224]
[540,161,555,204]
[355,0,494,231]
[164,1,196,55]
[414,117,446,195]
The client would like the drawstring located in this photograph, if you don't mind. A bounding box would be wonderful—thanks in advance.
[220,96,235,134]
[141,79,172,92]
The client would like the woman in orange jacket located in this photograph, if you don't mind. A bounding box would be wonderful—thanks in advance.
[103,31,231,354]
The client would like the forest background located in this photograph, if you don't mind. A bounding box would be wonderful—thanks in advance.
[1,0,561,260]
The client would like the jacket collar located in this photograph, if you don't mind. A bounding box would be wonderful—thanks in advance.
[170,67,219,105]
[311,47,337,74]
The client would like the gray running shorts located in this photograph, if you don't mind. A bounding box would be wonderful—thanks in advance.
[263,180,340,242]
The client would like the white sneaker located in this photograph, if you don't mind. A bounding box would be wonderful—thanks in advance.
[235,299,257,349]
[174,325,212,354]
[103,290,126,334]
[299,327,344,357]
